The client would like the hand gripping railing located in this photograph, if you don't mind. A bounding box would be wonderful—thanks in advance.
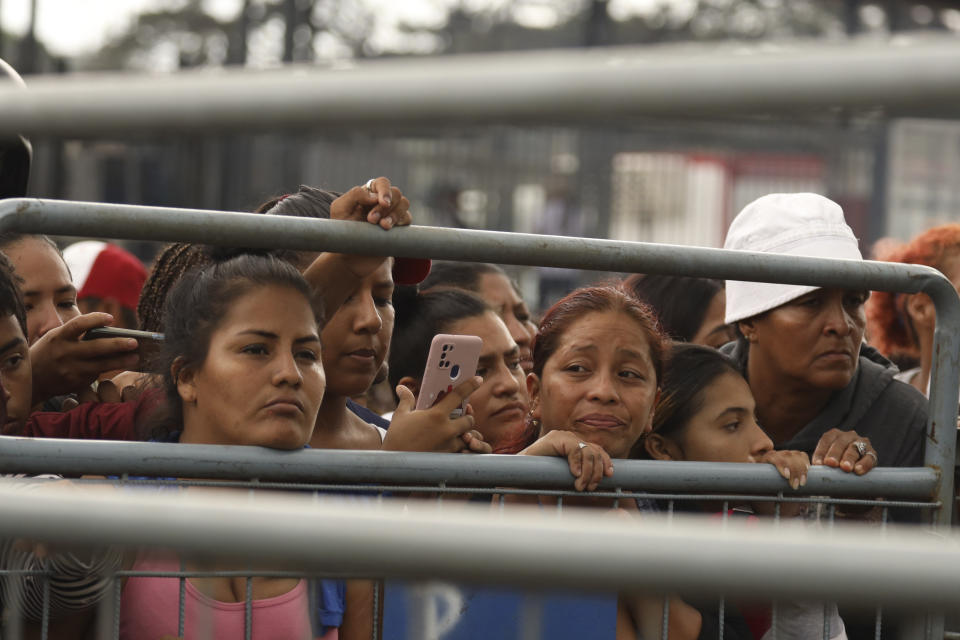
[1,195,957,524]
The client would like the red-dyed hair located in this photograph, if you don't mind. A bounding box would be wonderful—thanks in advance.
[867,224,960,358]
[496,284,667,454]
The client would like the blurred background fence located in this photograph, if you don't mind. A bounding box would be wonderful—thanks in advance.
[4,0,960,310]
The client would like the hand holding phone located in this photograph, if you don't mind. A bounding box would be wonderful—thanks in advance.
[82,327,165,373]
[415,334,482,417]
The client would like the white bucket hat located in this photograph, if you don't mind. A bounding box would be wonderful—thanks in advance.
[724,193,862,324]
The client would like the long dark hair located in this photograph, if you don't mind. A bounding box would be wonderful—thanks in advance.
[388,286,489,391]
[631,343,742,458]
[145,253,323,440]
[623,274,723,343]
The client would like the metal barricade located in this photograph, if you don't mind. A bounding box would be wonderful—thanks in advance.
[0,197,956,639]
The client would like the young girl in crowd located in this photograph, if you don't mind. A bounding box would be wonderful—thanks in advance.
[631,343,844,640]
[389,287,528,452]
[0,232,140,408]
[623,274,734,349]
[866,224,960,396]
[254,185,486,454]
[419,261,538,373]
[119,253,357,640]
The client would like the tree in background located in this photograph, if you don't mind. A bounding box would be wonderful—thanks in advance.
[52,0,960,73]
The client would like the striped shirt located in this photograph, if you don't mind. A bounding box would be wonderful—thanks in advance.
[0,475,123,623]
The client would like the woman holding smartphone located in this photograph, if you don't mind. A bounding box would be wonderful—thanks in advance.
[389,287,530,452]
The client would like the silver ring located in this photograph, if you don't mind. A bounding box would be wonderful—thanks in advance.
[854,441,867,458]
[364,178,377,193]
[578,441,587,449]
[864,450,878,463]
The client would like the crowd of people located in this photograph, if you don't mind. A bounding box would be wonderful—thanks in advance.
[0,55,950,640]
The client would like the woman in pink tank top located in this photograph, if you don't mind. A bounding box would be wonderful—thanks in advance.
[118,254,342,640]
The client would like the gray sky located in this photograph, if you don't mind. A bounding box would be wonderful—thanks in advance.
[0,0,668,58]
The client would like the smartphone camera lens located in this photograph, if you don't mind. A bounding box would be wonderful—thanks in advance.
[450,364,460,379]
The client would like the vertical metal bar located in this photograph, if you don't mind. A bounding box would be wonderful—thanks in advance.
[822,603,830,640]
[177,560,186,638]
[875,506,888,640]
[5,569,24,640]
[372,580,382,640]
[519,594,543,640]
[718,598,725,640]
[660,595,670,640]
[40,569,50,640]
[556,494,563,514]
[719,501,728,640]
[245,576,253,640]
[113,576,123,640]
[613,487,621,510]
[925,279,959,530]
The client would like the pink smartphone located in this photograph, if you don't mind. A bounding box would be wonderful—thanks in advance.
[415,334,483,417]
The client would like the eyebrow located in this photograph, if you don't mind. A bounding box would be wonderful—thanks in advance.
[706,324,733,337]
[716,407,750,419]
[571,343,647,360]
[23,284,77,297]
[237,330,320,344]
[0,336,26,354]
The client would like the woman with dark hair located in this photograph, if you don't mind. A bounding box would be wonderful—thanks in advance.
[388,287,528,452]
[866,224,960,396]
[419,261,538,373]
[120,253,354,639]
[623,274,734,348]
[511,284,666,490]
[629,343,843,640]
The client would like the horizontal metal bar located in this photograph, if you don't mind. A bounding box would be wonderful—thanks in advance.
[0,198,950,291]
[0,482,956,608]
[1,38,960,135]
[0,437,938,499]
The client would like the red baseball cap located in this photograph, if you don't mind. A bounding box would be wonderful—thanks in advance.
[63,241,148,311]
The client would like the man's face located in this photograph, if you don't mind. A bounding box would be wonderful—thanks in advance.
[0,312,32,435]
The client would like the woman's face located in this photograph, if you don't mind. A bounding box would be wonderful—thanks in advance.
[529,310,659,459]
[320,260,394,398]
[690,290,735,349]
[476,272,537,374]
[445,311,528,449]
[743,288,867,391]
[3,237,80,344]
[664,372,773,463]
[177,285,325,449]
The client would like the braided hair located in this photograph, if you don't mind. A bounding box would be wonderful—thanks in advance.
[137,243,211,333]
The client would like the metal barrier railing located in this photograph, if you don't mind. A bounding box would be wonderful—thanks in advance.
[0,477,954,640]
[2,196,957,525]
[1,37,960,135]
[0,196,957,639]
